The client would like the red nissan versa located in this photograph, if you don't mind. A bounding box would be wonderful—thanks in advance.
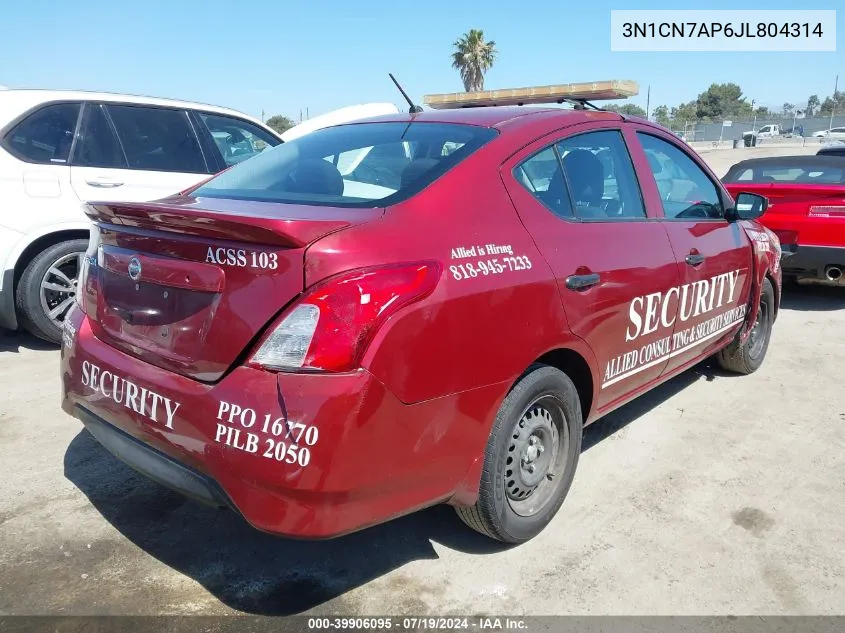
[60,81,783,544]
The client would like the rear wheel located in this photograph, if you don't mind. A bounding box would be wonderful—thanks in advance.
[717,277,775,375]
[15,239,88,344]
[455,364,582,543]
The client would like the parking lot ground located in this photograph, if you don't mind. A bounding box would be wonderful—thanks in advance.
[1,145,844,617]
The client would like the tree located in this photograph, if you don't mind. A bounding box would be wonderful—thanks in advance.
[451,29,497,92]
[652,105,671,127]
[819,91,843,115]
[671,101,698,124]
[605,103,647,117]
[782,103,795,116]
[693,83,752,121]
[265,115,295,135]
[806,95,820,116]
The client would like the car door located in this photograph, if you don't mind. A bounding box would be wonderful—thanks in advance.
[628,126,753,377]
[0,101,82,232]
[501,123,681,413]
[69,102,213,203]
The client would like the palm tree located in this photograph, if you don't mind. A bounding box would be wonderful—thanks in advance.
[451,29,497,92]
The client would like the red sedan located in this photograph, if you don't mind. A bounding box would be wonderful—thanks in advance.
[723,155,845,286]
[60,80,781,544]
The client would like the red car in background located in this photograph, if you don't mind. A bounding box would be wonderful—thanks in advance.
[60,80,781,545]
[723,155,845,286]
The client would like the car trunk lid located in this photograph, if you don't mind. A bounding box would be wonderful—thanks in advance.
[82,196,382,382]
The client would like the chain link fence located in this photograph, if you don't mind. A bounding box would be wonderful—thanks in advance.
[668,115,845,144]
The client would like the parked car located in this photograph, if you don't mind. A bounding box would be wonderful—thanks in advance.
[60,80,781,545]
[0,89,398,344]
[817,141,845,157]
[813,127,845,140]
[722,155,845,286]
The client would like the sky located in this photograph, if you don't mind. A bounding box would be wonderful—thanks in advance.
[1,0,841,122]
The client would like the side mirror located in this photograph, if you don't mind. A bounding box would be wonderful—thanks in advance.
[726,192,768,221]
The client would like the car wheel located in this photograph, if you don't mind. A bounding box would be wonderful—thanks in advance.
[716,277,775,375]
[455,364,582,544]
[15,239,88,344]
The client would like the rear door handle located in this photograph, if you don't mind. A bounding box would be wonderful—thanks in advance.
[86,178,124,188]
[565,273,601,291]
[685,253,705,266]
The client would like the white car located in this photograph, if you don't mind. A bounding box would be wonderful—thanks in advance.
[0,89,398,343]
[813,127,845,140]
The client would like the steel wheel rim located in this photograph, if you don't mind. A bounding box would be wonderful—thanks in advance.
[747,301,768,358]
[39,252,83,329]
[504,395,569,518]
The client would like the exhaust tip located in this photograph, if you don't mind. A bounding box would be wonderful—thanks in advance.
[824,265,843,281]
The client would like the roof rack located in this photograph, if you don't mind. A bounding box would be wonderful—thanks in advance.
[423,79,638,110]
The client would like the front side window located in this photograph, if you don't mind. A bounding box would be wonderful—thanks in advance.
[3,102,80,164]
[194,122,497,208]
[556,130,646,220]
[199,113,280,167]
[105,104,207,173]
[637,132,723,220]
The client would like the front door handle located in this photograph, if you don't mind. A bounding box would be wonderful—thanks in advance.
[565,273,601,291]
[685,253,705,266]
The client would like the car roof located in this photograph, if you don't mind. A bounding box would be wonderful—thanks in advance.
[341,105,627,131]
[0,88,271,131]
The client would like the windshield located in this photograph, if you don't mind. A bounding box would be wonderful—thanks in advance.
[724,160,845,185]
[193,121,498,208]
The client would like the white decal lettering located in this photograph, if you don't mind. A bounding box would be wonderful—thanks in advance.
[163,399,180,430]
[626,296,644,342]
[205,246,278,270]
[661,287,679,329]
[642,292,661,337]
[448,243,531,281]
[79,362,182,430]
[81,360,91,387]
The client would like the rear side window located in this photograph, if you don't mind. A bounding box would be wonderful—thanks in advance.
[198,113,280,167]
[105,104,207,173]
[73,104,126,168]
[193,122,498,208]
[3,102,80,164]
[557,130,646,220]
[514,147,574,218]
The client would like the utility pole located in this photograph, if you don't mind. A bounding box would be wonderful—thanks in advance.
[646,85,651,119]
[830,74,839,130]
[261,109,265,123]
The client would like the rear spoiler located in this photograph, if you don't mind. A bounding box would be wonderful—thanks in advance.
[84,201,378,248]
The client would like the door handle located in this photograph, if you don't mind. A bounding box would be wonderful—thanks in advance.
[86,179,124,188]
[565,273,601,291]
[685,253,705,266]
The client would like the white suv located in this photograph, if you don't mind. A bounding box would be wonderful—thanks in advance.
[0,89,397,343]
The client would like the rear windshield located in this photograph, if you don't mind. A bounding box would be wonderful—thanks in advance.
[724,161,845,185]
[193,121,498,208]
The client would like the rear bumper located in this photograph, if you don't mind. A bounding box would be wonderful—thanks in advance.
[60,307,500,539]
[781,245,845,278]
[77,406,235,510]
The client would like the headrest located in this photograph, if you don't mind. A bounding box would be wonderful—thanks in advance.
[401,158,440,189]
[562,149,604,205]
[287,159,344,196]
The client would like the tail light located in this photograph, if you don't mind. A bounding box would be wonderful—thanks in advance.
[76,224,102,315]
[250,261,441,373]
[809,206,845,218]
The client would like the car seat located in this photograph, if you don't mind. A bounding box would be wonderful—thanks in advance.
[562,150,606,218]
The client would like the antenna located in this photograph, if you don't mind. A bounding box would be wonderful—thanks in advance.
[389,73,423,113]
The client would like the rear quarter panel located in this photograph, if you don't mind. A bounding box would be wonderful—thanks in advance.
[303,144,598,407]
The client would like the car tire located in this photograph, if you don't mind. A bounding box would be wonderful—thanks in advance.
[716,277,775,375]
[15,239,88,344]
[455,364,582,544]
